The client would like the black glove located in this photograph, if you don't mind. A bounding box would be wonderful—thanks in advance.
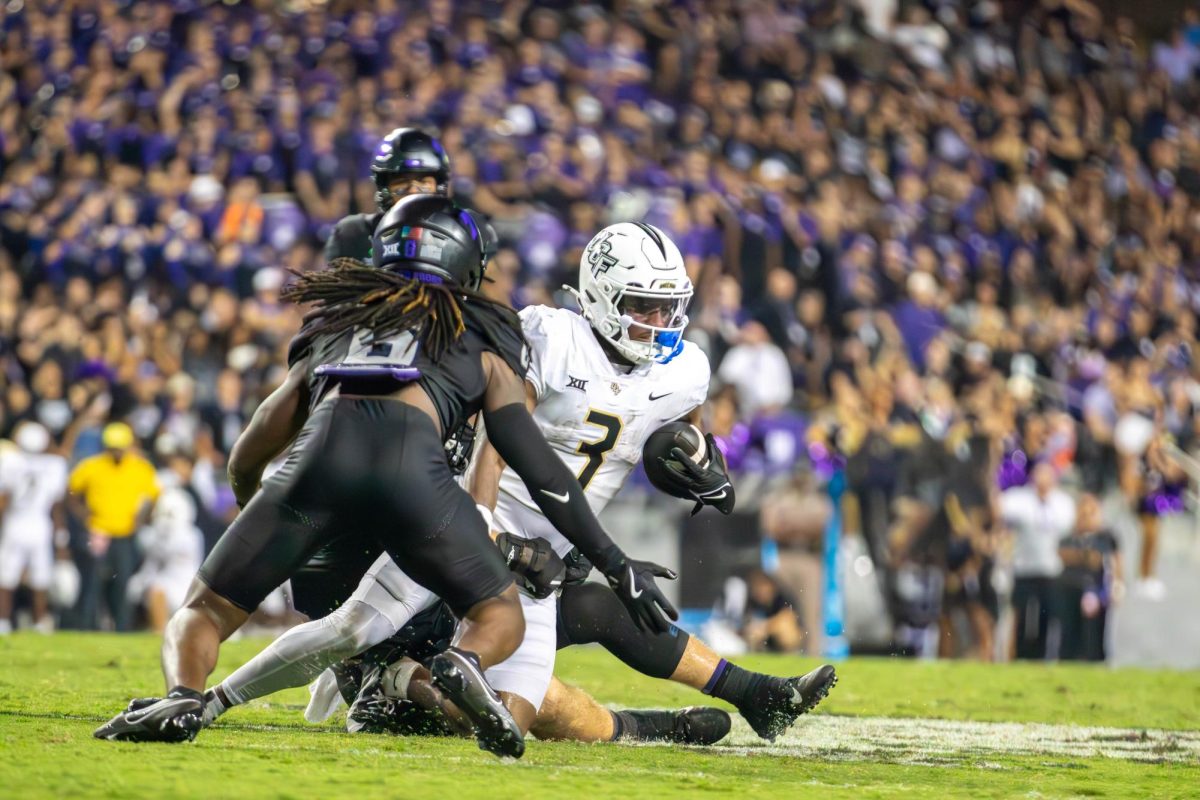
[656,433,736,516]
[604,556,679,633]
[444,421,477,477]
[562,547,593,585]
[495,532,565,599]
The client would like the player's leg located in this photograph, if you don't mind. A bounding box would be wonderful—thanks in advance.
[0,535,22,634]
[290,534,383,620]
[27,532,54,630]
[530,676,731,745]
[1137,512,1160,580]
[480,591,558,734]
[356,400,525,756]
[0,588,12,634]
[96,401,346,742]
[530,677,615,741]
[205,553,436,724]
[145,587,169,633]
[557,582,836,741]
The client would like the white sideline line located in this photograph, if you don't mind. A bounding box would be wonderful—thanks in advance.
[699,715,1200,765]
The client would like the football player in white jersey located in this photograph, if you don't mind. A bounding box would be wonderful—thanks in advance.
[195,223,834,743]
[0,422,69,634]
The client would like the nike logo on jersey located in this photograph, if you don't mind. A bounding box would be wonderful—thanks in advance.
[704,491,727,501]
[540,489,570,503]
[627,566,642,598]
[648,391,673,401]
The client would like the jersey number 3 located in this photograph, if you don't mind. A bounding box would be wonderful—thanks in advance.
[575,410,623,490]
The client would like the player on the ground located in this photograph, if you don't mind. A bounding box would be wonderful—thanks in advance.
[0,423,69,634]
[198,223,835,742]
[94,198,678,758]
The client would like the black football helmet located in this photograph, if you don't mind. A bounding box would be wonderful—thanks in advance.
[371,128,452,210]
[372,195,488,291]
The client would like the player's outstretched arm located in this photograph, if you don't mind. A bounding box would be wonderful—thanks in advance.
[227,359,311,508]
[480,353,678,633]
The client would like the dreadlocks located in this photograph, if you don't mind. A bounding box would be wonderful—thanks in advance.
[283,258,526,371]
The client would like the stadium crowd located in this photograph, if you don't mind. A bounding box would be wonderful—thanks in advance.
[1,0,1198,663]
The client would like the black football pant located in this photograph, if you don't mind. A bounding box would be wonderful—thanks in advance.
[199,397,513,619]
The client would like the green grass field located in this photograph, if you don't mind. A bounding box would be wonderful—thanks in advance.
[2,633,1198,799]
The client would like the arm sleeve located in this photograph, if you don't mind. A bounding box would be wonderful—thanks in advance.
[482,402,622,573]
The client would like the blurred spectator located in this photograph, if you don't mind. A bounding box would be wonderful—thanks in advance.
[0,0,1197,647]
[715,568,804,654]
[760,476,830,654]
[1058,493,1123,661]
[716,321,792,418]
[67,423,160,632]
[1000,463,1076,660]
[129,488,204,633]
[0,423,68,634]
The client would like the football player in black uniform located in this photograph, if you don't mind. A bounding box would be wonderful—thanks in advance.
[290,127,458,620]
[94,196,678,759]
[325,127,452,263]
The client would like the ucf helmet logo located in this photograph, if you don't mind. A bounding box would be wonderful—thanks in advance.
[586,231,620,275]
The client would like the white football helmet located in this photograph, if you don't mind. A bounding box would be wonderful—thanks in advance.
[567,222,693,364]
[13,421,50,454]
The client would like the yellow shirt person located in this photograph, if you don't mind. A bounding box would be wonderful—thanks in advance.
[68,423,160,542]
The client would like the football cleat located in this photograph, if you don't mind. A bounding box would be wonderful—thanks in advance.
[669,707,732,745]
[617,707,732,745]
[94,689,205,743]
[330,659,366,706]
[346,665,396,734]
[738,664,837,741]
[429,647,524,759]
[346,664,455,736]
[123,696,160,713]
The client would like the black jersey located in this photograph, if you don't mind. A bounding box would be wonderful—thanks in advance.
[324,213,381,264]
[286,301,528,440]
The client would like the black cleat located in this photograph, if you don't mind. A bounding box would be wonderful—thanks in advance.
[616,707,732,745]
[94,689,205,743]
[429,647,524,759]
[739,664,837,741]
[124,696,161,713]
[331,659,366,706]
[670,707,732,745]
[346,665,396,733]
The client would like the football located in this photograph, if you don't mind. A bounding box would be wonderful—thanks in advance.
[642,420,708,498]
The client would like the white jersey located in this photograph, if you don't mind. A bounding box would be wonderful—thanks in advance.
[0,449,67,536]
[495,305,711,555]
